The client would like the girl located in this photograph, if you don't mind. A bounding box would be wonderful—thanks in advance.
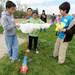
[26,10,44,54]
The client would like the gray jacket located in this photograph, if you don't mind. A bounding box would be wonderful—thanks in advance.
[1,11,16,36]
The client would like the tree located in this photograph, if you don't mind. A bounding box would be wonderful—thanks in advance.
[16,0,27,11]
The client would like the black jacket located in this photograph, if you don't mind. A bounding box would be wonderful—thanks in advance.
[64,25,75,42]
[40,14,47,23]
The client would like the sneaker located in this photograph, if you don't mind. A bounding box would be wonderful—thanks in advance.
[10,59,15,63]
[58,61,64,65]
[26,49,30,53]
[36,50,39,54]
[9,57,12,60]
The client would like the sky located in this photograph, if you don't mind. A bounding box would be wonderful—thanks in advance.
[10,0,75,14]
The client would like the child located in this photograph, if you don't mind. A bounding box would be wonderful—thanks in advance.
[56,15,61,23]
[64,18,75,42]
[1,1,19,62]
[50,13,56,26]
[53,2,74,64]
[25,8,33,20]
[55,15,61,36]
[26,10,44,54]
[25,8,33,53]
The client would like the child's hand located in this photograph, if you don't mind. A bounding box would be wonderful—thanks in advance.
[61,29,66,32]
[26,20,30,23]
[16,24,20,28]
[15,19,20,28]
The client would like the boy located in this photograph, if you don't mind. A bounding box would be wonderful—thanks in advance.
[1,1,19,62]
[53,2,74,64]
[25,8,33,19]
[25,8,33,53]
[26,10,44,54]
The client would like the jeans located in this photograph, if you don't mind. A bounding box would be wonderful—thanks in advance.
[5,35,18,60]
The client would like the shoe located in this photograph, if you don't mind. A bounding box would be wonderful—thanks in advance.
[10,59,15,63]
[26,49,30,53]
[58,61,64,65]
[36,50,39,54]
[9,57,12,60]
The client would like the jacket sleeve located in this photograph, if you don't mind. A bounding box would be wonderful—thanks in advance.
[67,18,75,30]
[1,15,16,31]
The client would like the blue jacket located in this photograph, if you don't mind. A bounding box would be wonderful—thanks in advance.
[58,15,74,39]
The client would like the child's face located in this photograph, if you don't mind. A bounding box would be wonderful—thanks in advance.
[7,7,16,14]
[32,13,38,19]
[27,9,32,16]
[60,9,67,16]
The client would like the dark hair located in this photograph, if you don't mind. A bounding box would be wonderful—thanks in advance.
[6,1,16,9]
[27,8,33,11]
[32,10,38,15]
[42,10,45,12]
[59,2,70,13]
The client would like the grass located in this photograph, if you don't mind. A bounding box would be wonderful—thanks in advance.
[0,26,3,34]
[0,21,75,75]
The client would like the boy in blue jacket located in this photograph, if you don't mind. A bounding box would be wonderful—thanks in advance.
[53,2,74,64]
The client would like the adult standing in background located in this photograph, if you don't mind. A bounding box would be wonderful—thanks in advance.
[40,10,47,23]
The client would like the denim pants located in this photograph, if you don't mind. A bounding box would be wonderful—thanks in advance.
[5,35,18,60]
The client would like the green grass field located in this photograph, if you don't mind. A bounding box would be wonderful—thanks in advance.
[0,21,75,75]
[0,26,3,34]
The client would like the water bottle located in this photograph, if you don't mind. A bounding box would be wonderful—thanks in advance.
[23,56,28,65]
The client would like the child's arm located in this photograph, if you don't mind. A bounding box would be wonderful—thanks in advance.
[1,16,16,31]
[67,18,75,30]
[25,19,30,23]
[61,29,66,32]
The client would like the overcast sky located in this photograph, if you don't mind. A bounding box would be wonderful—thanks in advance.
[10,0,75,14]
